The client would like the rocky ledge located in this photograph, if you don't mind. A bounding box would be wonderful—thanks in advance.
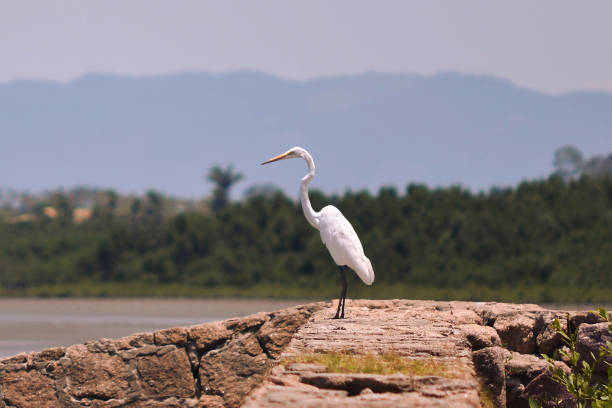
[0,300,609,408]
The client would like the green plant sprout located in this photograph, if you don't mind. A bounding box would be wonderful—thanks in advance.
[530,307,611,408]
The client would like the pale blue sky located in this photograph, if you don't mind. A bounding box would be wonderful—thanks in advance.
[1,1,611,93]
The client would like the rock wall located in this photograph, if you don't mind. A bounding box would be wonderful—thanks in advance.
[243,300,609,408]
[0,303,323,408]
[0,300,609,408]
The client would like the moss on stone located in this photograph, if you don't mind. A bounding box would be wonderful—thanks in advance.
[283,351,471,378]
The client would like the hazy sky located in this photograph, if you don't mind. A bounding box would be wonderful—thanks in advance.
[1,1,611,93]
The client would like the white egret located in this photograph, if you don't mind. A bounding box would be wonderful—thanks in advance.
[261,147,374,319]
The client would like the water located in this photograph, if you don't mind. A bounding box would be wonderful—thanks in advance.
[0,298,304,358]
[543,303,612,312]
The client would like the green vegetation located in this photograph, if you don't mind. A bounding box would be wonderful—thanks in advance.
[531,308,612,408]
[553,145,612,182]
[0,174,611,301]
[282,351,470,378]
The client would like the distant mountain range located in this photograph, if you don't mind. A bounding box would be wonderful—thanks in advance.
[1,71,611,198]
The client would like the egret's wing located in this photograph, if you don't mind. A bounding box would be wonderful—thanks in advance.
[319,206,375,285]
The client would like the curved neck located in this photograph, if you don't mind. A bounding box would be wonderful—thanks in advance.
[300,151,320,230]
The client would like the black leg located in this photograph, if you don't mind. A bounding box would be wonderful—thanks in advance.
[341,267,347,318]
[333,266,347,319]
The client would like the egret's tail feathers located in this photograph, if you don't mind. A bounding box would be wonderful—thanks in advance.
[354,256,375,286]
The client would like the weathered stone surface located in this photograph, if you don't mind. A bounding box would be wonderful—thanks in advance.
[299,372,417,394]
[84,338,119,354]
[522,371,576,408]
[29,346,66,364]
[460,324,502,350]
[154,327,189,346]
[118,344,162,360]
[24,346,66,375]
[225,312,268,332]
[536,319,566,355]
[1,353,27,364]
[197,395,226,408]
[136,348,195,399]
[65,344,132,400]
[494,314,537,354]
[0,304,321,408]
[467,302,544,326]
[199,332,269,408]
[194,306,326,408]
[446,306,483,325]
[569,310,606,329]
[0,300,597,408]
[504,350,549,384]
[256,308,313,358]
[472,346,506,408]
[113,333,155,350]
[506,377,528,408]
[245,300,482,408]
[125,397,201,407]
[576,321,612,374]
[285,363,328,373]
[1,369,57,408]
[188,322,232,351]
[283,300,473,359]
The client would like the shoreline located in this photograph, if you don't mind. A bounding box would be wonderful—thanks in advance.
[1,282,610,303]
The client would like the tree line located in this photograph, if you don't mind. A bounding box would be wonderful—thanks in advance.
[0,172,610,302]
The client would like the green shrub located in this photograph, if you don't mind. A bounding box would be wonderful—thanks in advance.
[532,307,611,408]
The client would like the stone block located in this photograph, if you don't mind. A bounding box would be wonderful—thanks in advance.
[136,348,196,399]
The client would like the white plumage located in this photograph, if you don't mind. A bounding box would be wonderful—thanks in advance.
[318,205,375,286]
[262,146,374,318]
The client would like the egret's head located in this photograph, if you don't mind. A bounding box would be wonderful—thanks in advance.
[261,147,305,165]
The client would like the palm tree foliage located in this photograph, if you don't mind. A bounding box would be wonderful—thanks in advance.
[206,165,244,211]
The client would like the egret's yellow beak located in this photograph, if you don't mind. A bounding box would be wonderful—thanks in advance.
[261,151,290,165]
